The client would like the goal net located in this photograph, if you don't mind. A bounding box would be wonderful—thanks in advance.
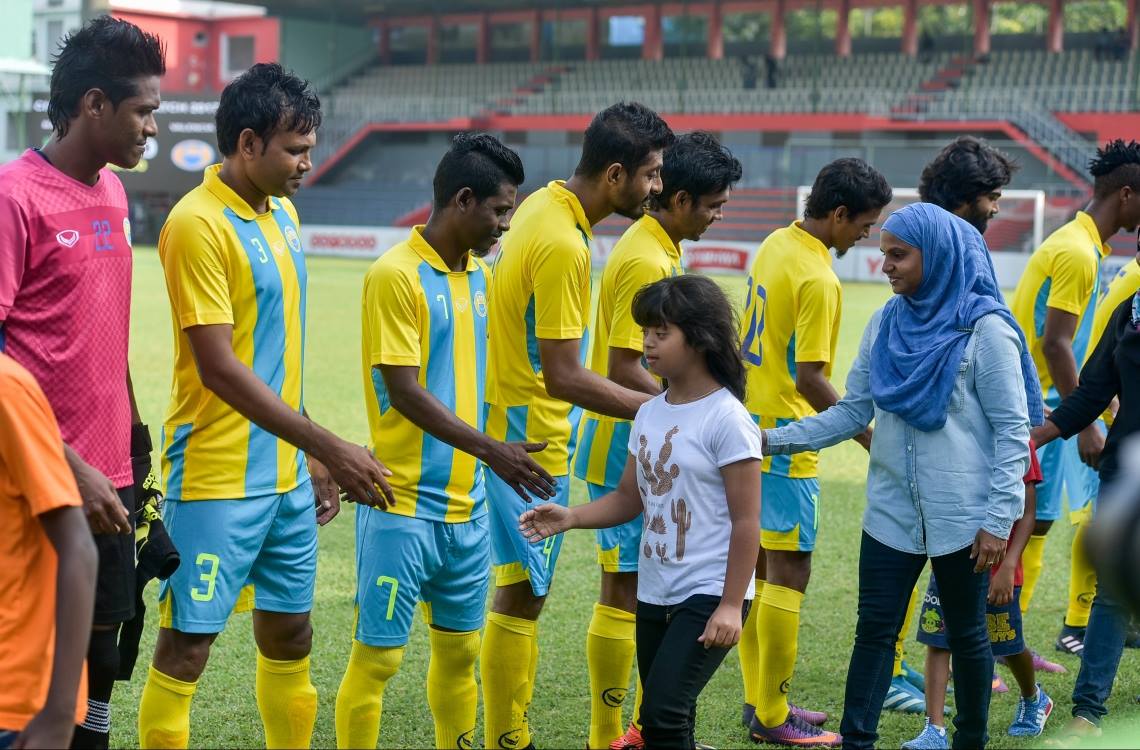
[794,186,1047,254]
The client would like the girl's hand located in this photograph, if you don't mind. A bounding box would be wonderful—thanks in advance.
[988,565,1015,606]
[697,602,743,649]
[518,503,573,542]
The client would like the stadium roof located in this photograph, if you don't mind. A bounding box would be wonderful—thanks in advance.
[248,0,631,22]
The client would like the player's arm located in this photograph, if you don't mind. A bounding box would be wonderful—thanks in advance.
[541,339,650,419]
[1041,253,1105,460]
[607,346,661,396]
[793,276,871,449]
[795,362,872,450]
[1033,297,1126,461]
[185,324,394,508]
[17,505,99,749]
[519,455,642,539]
[532,238,650,419]
[1041,307,1080,397]
[381,364,556,500]
[604,261,664,396]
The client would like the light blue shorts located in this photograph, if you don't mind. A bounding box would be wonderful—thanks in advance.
[588,481,643,573]
[353,505,490,646]
[158,479,317,633]
[1035,420,1103,523]
[760,474,821,552]
[488,472,571,597]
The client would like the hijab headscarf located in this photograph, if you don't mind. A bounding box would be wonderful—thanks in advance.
[869,202,1044,431]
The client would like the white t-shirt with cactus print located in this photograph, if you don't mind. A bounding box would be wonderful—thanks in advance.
[627,387,763,606]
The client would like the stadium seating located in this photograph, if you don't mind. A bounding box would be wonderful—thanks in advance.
[320,48,1136,123]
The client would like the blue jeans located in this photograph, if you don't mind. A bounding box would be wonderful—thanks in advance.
[0,730,16,749]
[1071,487,1131,724]
[840,532,992,750]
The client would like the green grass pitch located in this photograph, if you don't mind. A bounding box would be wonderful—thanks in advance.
[114,249,1139,748]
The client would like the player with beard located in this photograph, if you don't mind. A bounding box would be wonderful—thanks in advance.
[572,131,742,750]
[481,102,674,749]
[335,133,553,750]
[741,159,891,747]
[0,16,164,749]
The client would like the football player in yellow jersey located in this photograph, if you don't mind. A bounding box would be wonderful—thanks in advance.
[335,134,556,750]
[137,65,394,750]
[482,102,673,750]
[1056,230,1140,659]
[1009,140,1140,656]
[574,132,741,750]
[742,159,891,747]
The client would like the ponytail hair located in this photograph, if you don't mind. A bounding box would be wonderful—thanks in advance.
[631,275,746,402]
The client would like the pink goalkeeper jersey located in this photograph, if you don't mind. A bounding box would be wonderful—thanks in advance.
[0,149,133,488]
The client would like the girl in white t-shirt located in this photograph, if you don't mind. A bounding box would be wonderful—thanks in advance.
[520,275,762,749]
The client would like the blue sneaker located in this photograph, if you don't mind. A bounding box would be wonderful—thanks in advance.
[900,660,926,692]
[883,675,926,714]
[901,718,948,750]
[1008,684,1054,737]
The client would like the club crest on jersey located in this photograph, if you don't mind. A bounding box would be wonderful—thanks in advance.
[123,218,132,247]
[285,225,302,253]
[474,290,488,317]
[56,229,79,247]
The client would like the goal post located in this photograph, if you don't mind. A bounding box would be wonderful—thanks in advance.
[795,186,1047,254]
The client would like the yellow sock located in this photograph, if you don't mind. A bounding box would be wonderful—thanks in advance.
[481,612,536,749]
[1020,534,1048,615]
[894,584,921,678]
[1065,520,1097,628]
[334,641,404,749]
[255,652,317,749]
[427,628,480,749]
[586,603,637,748]
[755,583,804,728]
[739,579,764,709]
[522,627,539,746]
[138,665,196,749]
[631,677,644,730]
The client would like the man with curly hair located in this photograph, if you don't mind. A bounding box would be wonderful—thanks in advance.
[1010,139,1140,657]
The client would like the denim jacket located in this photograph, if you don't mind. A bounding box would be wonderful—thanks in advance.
[766,309,1029,557]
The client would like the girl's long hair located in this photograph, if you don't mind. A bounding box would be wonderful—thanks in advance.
[631,274,746,402]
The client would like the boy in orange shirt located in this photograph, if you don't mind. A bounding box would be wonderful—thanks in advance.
[0,353,97,749]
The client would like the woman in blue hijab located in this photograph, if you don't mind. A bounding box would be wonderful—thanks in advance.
[763,203,1037,749]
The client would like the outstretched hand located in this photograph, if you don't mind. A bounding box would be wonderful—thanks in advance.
[518,503,573,542]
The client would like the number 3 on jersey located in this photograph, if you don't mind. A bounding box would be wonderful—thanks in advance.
[742,276,767,365]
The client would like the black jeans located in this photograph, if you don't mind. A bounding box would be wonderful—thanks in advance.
[840,532,992,750]
[636,594,750,750]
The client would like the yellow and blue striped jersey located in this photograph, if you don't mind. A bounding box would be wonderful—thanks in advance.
[741,222,842,478]
[573,215,681,488]
[1010,212,1110,401]
[1087,256,1140,426]
[485,181,593,477]
[361,226,490,523]
[159,164,308,501]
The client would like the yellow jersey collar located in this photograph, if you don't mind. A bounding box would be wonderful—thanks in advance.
[789,221,833,266]
[202,163,278,221]
[547,180,594,241]
[640,214,683,263]
[407,225,476,274]
[1074,211,1110,259]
